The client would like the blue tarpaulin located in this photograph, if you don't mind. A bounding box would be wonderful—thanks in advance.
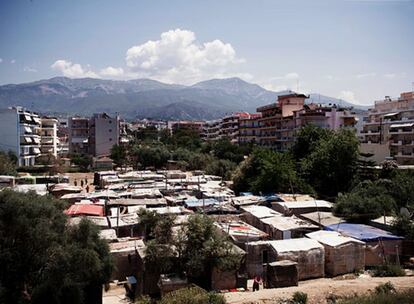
[325,223,403,241]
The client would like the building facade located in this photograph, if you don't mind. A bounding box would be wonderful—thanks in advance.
[257,92,307,150]
[0,107,42,166]
[360,91,414,164]
[89,113,120,156]
[68,117,89,154]
[40,117,59,158]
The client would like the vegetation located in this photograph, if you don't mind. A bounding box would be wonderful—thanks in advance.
[371,264,405,277]
[140,212,243,290]
[299,128,359,198]
[291,291,308,304]
[0,190,113,304]
[233,148,313,195]
[374,282,396,294]
[0,151,17,175]
[337,282,414,304]
[70,153,93,172]
[334,180,396,222]
[110,144,128,169]
[158,286,226,304]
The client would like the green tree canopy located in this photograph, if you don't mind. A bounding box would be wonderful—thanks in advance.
[110,144,128,169]
[300,129,359,198]
[292,124,331,160]
[232,148,313,195]
[0,190,113,304]
[0,151,17,175]
[333,180,396,222]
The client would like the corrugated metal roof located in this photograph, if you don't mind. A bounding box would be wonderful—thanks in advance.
[65,204,104,216]
[269,238,324,252]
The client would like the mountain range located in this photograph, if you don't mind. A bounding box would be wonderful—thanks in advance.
[0,77,370,120]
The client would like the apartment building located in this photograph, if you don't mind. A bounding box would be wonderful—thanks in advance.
[360,91,414,165]
[68,113,121,157]
[257,92,307,150]
[167,120,205,134]
[238,113,262,144]
[40,117,59,158]
[68,117,89,154]
[0,107,42,166]
[89,113,120,156]
[203,119,222,141]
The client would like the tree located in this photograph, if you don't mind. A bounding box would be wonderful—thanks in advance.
[131,145,170,169]
[70,153,92,172]
[204,159,237,180]
[178,215,243,289]
[232,148,313,195]
[292,125,331,160]
[300,129,359,198]
[0,190,113,304]
[333,180,396,222]
[110,144,128,169]
[0,151,17,175]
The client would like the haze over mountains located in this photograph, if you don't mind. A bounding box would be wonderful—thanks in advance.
[0,77,369,120]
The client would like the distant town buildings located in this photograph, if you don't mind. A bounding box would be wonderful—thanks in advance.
[360,91,414,165]
[203,91,357,151]
[39,117,59,158]
[167,120,205,134]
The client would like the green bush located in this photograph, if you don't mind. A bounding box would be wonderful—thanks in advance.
[372,264,405,277]
[375,282,396,294]
[158,286,226,304]
[291,291,308,304]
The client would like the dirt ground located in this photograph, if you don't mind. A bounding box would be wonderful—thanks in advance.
[225,275,414,304]
[102,275,414,304]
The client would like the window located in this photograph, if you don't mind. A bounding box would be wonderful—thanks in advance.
[109,138,112,141]
[109,129,112,132]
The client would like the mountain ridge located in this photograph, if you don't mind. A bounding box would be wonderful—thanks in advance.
[0,76,370,119]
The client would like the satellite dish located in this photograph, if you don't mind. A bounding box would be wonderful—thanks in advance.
[400,207,411,218]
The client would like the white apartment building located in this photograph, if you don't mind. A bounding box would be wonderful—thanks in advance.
[0,107,42,166]
[360,91,414,164]
[40,117,59,158]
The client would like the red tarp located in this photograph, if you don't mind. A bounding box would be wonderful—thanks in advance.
[65,204,104,217]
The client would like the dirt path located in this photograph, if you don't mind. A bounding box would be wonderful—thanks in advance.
[225,275,414,304]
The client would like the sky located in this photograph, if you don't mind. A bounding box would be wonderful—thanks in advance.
[0,0,413,105]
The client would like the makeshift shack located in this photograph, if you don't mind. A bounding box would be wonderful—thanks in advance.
[326,223,403,266]
[245,238,325,280]
[297,211,343,228]
[215,220,268,249]
[306,230,365,276]
[272,200,332,215]
[158,274,189,296]
[266,260,298,288]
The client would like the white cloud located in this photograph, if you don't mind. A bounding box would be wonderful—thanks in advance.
[355,72,376,79]
[10,59,16,64]
[100,66,124,77]
[338,90,358,104]
[23,66,37,73]
[51,60,99,78]
[124,28,245,84]
[262,72,302,92]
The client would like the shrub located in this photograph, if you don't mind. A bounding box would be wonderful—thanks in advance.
[291,291,308,304]
[372,264,405,277]
[375,282,396,294]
